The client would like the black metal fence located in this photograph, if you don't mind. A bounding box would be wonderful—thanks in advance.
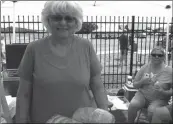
[1,15,173,88]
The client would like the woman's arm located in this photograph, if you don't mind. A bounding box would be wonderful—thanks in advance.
[15,42,35,123]
[87,41,108,110]
[15,78,32,123]
[133,79,145,89]
[90,74,108,111]
[133,76,151,89]
[133,65,150,89]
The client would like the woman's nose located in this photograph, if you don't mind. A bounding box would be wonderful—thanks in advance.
[59,18,67,25]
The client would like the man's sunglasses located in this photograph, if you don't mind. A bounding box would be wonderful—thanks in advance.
[151,54,164,57]
[49,15,76,23]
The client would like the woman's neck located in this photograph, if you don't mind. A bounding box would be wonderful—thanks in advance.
[150,62,165,73]
[50,35,74,46]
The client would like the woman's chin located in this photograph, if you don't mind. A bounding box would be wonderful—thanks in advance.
[152,61,162,64]
[58,35,69,38]
[53,34,70,39]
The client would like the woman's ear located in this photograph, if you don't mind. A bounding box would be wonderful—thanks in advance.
[48,18,50,25]
[47,18,52,33]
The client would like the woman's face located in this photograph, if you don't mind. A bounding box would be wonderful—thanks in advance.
[150,50,165,64]
[48,14,76,38]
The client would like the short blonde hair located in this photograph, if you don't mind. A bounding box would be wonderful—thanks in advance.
[41,1,83,33]
[151,45,165,55]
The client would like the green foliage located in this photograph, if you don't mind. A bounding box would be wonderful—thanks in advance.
[1,26,37,33]
[76,22,98,34]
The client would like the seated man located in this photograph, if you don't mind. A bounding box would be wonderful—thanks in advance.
[128,46,172,123]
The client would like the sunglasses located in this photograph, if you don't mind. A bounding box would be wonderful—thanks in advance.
[151,54,164,57]
[49,15,76,23]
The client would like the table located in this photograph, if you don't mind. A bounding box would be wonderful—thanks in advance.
[107,95,130,122]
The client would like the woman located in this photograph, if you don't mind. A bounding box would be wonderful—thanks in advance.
[128,46,172,123]
[152,42,173,123]
[15,1,108,123]
[151,41,173,123]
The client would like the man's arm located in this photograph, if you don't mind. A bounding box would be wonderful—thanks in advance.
[133,64,150,89]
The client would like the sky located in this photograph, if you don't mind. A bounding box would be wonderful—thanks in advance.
[1,1,172,30]
[1,1,172,18]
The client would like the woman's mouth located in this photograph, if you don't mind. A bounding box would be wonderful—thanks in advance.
[56,28,68,30]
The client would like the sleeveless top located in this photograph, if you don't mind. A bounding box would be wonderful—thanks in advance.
[135,63,172,101]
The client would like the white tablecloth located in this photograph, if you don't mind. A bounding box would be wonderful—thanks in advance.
[107,95,129,110]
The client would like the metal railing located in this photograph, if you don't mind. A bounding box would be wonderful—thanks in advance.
[1,15,173,88]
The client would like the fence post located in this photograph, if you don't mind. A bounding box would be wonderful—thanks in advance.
[130,16,135,76]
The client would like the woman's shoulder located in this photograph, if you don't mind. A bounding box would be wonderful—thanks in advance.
[164,65,172,73]
[26,36,49,51]
[74,35,92,47]
[140,63,149,70]
[136,63,150,75]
